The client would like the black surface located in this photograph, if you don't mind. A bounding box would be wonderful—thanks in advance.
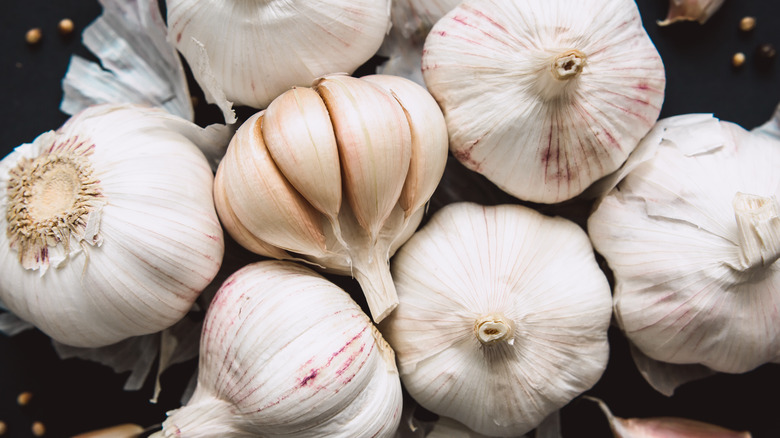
[1,0,779,437]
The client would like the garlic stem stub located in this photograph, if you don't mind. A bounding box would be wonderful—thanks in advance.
[213,73,449,323]
[155,260,402,438]
[422,0,666,204]
[380,202,612,437]
[165,0,392,109]
[588,113,780,374]
[0,104,224,348]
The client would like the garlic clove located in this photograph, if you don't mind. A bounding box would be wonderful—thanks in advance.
[585,396,752,438]
[658,0,726,26]
[361,74,449,219]
[214,111,328,257]
[314,74,413,244]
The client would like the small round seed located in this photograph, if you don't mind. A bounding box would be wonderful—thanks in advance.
[17,391,33,406]
[739,16,756,32]
[58,18,74,36]
[25,28,42,45]
[31,421,45,437]
[732,52,746,67]
[756,43,777,61]
[0,420,7,436]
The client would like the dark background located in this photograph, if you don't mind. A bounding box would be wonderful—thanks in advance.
[1,0,779,437]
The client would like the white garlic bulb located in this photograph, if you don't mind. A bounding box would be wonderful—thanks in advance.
[154,260,402,438]
[658,0,726,26]
[422,0,666,204]
[380,202,612,437]
[0,104,224,348]
[588,112,780,374]
[214,73,449,323]
[166,0,392,110]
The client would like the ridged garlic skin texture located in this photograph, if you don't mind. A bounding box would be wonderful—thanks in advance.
[422,0,666,204]
[588,115,780,374]
[157,261,402,438]
[213,74,448,323]
[381,202,612,437]
[166,0,391,109]
[0,104,224,348]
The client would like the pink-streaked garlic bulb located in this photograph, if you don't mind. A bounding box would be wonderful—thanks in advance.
[153,260,402,437]
[422,0,666,204]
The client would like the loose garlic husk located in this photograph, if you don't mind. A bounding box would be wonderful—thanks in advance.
[658,0,726,26]
[153,260,402,438]
[0,104,224,348]
[588,111,780,374]
[165,0,392,110]
[214,73,449,323]
[380,202,612,437]
[422,0,666,204]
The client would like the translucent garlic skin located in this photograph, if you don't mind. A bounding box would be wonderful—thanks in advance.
[588,114,780,374]
[0,104,224,348]
[381,202,612,437]
[422,0,666,204]
[156,261,402,438]
[658,0,726,26]
[166,0,391,109]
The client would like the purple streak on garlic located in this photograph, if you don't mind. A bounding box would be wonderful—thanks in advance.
[154,261,402,438]
[658,0,726,26]
[421,0,666,204]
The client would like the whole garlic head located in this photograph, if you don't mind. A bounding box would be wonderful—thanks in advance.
[154,260,402,438]
[380,202,612,437]
[166,0,392,109]
[0,104,224,348]
[588,113,780,374]
[213,73,449,323]
[422,0,666,203]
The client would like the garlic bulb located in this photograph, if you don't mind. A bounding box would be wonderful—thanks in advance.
[422,0,666,203]
[166,0,392,110]
[380,202,612,437]
[214,73,449,323]
[154,260,402,437]
[658,0,725,26]
[588,113,780,374]
[0,104,224,348]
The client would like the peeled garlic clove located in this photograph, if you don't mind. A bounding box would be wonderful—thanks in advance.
[155,260,402,437]
[588,113,780,374]
[585,396,751,438]
[215,111,328,257]
[0,104,224,348]
[658,0,726,26]
[381,202,612,437]
[166,0,391,109]
[422,0,666,203]
[315,74,412,243]
[362,74,449,219]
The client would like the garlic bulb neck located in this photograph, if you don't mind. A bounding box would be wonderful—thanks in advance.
[474,314,515,346]
[551,49,586,80]
[733,192,780,271]
[6,138,103,270]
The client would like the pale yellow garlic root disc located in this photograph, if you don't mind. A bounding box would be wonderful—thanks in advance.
[422,0,666,203]
[588,115,780,374]
[381,202,612,437]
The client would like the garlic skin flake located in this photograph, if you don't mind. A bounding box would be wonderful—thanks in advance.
[588,113,780,374]
[381,202,612,437]
[0,104,224,348]
[166,0,391,110]
[422,0,666,204]
[658,0,726,26]
[155,260,402,438]
[214,73,448,323]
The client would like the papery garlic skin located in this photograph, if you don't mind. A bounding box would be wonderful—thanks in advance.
[214,73,448,323]
[166,0,391,109]
[588,114,780,374]
[0,104,224,348]
[381,202,612,437]
[156,261,402,438]
[658,0,726,26]
[422,0,665,203]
